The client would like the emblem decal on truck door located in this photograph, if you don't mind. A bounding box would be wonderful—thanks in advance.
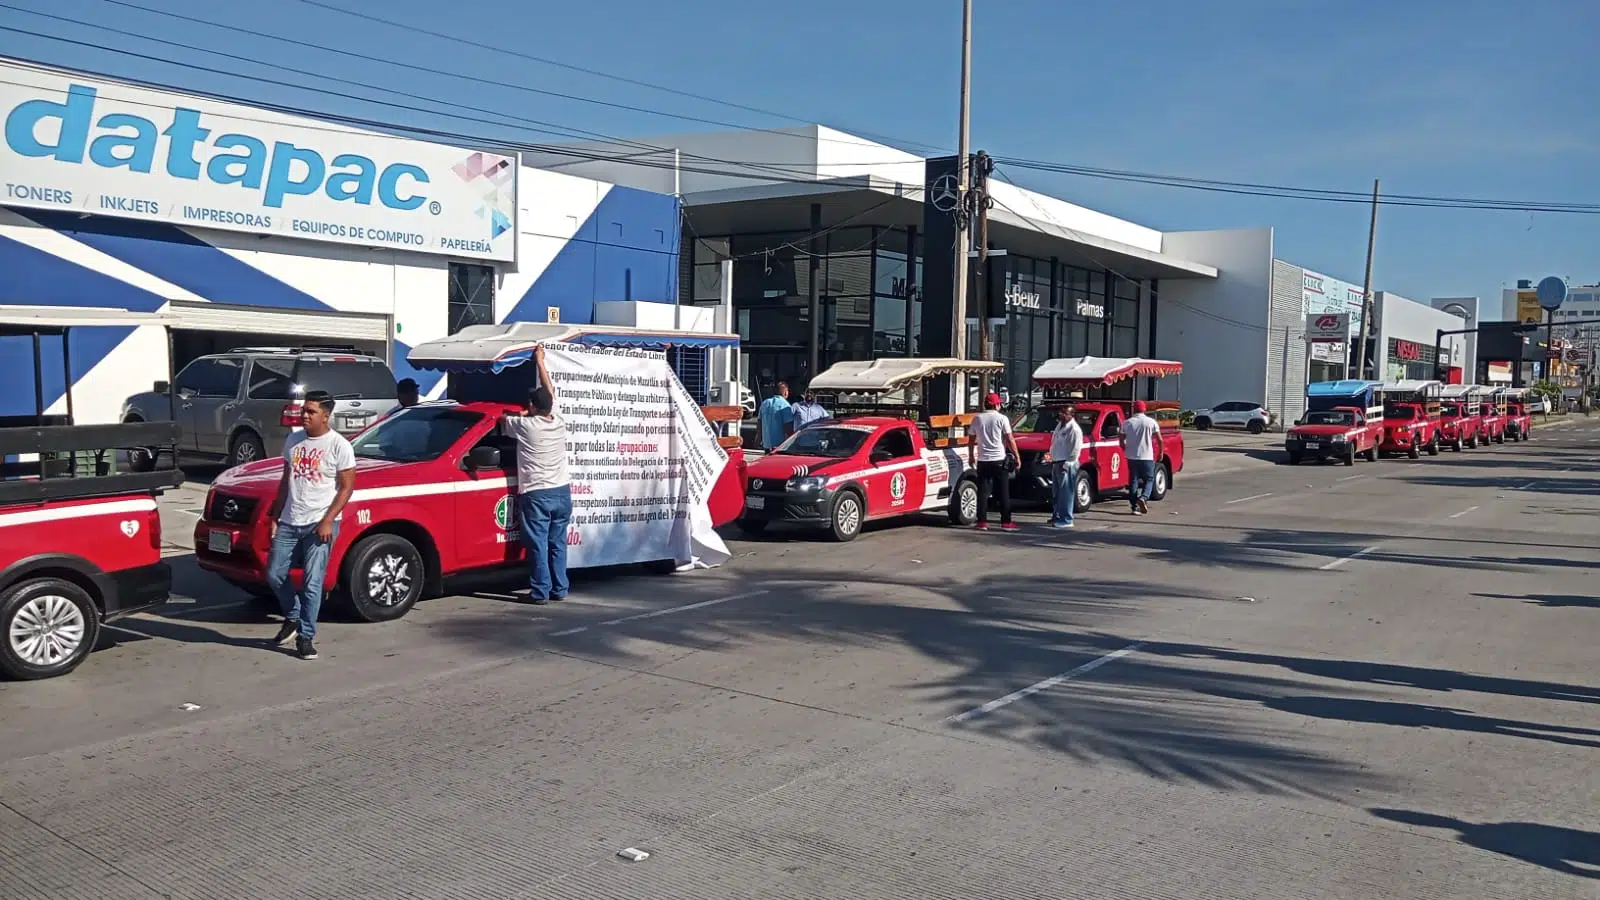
[1110,454,1121,478]
[889,472,907,505]
[494,495,517,530]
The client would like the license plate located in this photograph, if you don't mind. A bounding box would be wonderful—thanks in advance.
[1304,441,1320,450]
[746,496,765,510]
[339,415,372,430]
[207,529,233,554]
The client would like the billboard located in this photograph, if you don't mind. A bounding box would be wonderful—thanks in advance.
[1302,269,1365,362]
[1516,290,1543,325]
[0,59,516,261]
[1305,312,1349,342]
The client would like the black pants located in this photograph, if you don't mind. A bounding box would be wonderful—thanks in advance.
[975,460,1012,525]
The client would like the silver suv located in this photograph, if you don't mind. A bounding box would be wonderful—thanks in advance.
[121,346,399,469]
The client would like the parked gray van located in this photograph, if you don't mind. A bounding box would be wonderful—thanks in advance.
[121,347,399,469]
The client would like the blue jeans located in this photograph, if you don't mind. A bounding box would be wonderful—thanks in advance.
[1050,462,1078,525]
[518,485,573,600]
[1128,459,1157,509]
[266,520,339,641]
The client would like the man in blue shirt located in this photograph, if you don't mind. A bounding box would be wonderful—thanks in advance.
[758,381,794,451]
[791,390,829,430]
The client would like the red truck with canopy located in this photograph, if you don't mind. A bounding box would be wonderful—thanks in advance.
[1494,387,1532,442]
[0,307,183,679]
[1012,356,1186,513]
[1438,384,1484,451]
[1379,379,1442,458]
[1287,380,1384,465]
[1478,387,1508,444]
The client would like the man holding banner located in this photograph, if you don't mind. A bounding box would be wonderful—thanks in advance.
[502,346,573,605]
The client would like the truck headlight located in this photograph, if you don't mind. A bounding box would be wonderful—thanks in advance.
[1331,434,1348,442]
[790,475,826,492]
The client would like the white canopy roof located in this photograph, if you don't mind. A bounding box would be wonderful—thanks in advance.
[807,358,1003,393]
[1439,384,1487,398]
[408,321,740,372]
[0,305,175,332]
[1381,379,1442,394]
[1031,356,1183,385]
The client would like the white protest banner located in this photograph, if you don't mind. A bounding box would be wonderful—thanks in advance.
[541,343,730,569]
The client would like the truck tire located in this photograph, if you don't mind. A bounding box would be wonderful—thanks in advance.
[1148,461,1171,501]
[1344,446,1356,466]
[829,490,864,542]
[1074,468,1095,513]
[229,430,266,468]
[1466,435,1477,449]
[123,416,158,473]
[1426,436,1439,455]
[1,577,100,680]
[1407,441,1420,459]
[339,533,425,623]
[948,478,979,526]
[1363,443,1378,462]
[1286,452,1301,465]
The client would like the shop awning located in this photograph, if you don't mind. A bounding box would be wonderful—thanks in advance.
[0,305,176,336]
[407,322,740,373]
[1031,356,1183,386]
[807,357,1004,393]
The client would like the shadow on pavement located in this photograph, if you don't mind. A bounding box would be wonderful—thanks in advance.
[1197,446,1282,464]
[1264,696,1600,750]
[1476,591,1600,610]
[1370,809,1600,879]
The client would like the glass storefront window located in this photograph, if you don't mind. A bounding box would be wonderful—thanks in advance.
[873,296,908,355]
[1112,325,1138,357]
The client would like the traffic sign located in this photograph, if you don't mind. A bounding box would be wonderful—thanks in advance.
[1537,276,1568,311]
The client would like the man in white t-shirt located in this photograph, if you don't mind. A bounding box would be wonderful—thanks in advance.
[1045,403,1084,528]
[967,392,1022,531]
[501,346,573,605]
[1119,401,1162,516]
[265,390,357,659]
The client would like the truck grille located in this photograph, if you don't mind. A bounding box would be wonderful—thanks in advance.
[208,493,259,524]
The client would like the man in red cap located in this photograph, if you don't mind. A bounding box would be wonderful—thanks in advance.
[968,391,1021,530]
[1120,400,1161,515]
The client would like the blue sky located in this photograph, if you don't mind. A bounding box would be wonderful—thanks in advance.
[2,0,1596,302]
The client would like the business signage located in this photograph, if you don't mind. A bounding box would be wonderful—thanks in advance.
[0,60,517,261]
[1074,298,1105,319]
[1305,312,1349,343]
[1302,268,1364,362]
[1004,284,1043,311]
[1394,339,1423,361]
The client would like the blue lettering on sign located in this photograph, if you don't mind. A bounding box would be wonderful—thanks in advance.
[4,84,432,212]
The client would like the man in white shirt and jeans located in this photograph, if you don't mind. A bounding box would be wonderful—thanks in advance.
[1119,400,1162,516]
[968,391,1022,531]
[265,390,357,660]
[502,346,573,605]
[1045,403,1084,528]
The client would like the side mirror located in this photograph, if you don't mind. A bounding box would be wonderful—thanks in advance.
[153,380,170,394]
[177,386,197,400]
[465,445,502,470]
[870,450,893,464]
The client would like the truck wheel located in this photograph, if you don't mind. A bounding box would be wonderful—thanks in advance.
[1,577,100,680]
[1195,417,1212,431]
[1148,462,1171,501]
[1407,441,1420,459]
[340,533,424,622]
[123,416,158,472]
[1495,432,1504,444]
[829,490,863,542]
[1466,435,1477,449]
[1286,452,1301,465]
[1344,446,1356,466]
[1247,419,1264,435]
[229,430,266,468]
[736,518,769,536]
[948,478,979,526]
[1073,469,1095,513]
[1365,443,1379,461]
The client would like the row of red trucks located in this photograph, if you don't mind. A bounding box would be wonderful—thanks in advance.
[1284,379,1534,466]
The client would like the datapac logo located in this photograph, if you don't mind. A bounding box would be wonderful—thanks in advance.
[3,84,432,212]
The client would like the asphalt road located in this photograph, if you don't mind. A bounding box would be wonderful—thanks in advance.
[3,419,1597,898]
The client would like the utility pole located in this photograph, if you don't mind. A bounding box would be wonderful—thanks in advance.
[949,0,973,412]
[1353,178,1380,379]
[972,151,995,398]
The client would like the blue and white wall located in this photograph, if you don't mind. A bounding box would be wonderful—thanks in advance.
[0,168,677,425]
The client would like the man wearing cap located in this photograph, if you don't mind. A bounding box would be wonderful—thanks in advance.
[968,391,1021,531]
[1119,400,1161,516]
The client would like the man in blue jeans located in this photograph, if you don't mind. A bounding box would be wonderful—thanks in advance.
[265,390,356,660]
[1120,400,1161,516]
[1046,403,1083,528]
[502,346,573,604]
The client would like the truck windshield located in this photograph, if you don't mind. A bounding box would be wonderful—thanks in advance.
[1015,407,1098,434]
[1384,403,1416,420]
[1307,394,1365,414]
[775,426,871,458]
[1303,411,1354,426]
[350,406,484,462]
[1440,402,1461,416]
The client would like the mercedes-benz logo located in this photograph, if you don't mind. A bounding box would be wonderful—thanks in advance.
[929,173,959,213]
[752,479,764,491]
[222,499,239,519]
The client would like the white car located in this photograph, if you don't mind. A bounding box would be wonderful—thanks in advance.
[1194,401,1270,434]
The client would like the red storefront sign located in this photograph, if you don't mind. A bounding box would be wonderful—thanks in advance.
[1395,339,1423,361]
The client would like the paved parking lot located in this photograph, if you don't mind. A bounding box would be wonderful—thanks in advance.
[3,418,1597,898]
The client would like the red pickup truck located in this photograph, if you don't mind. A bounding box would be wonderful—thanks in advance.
[1438,385,1484,450]
[1379,380,1443,459]
[1496,387,1533,441]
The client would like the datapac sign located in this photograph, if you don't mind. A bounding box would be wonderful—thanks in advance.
[0,62,516,261]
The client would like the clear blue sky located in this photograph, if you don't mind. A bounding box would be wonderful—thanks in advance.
[2,0,1596,302]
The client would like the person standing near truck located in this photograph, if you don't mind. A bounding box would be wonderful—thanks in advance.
[1045,403,1083,528]
[758,381,794,451]
[1120,400,1160,516]
[502,346,573,605]
[265,390,357,660]
[969,392,1021,531]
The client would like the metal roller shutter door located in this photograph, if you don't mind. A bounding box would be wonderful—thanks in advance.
[162,300,392,343]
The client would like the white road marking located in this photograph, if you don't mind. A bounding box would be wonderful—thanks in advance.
[1320,546,1379,570]
[1448,506,1479,519]
[1224,492,1274,505]
[550,589,768,637]
[1336,474,1367,482]
[1518,481,1538,490]
[947,643,1144,723]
